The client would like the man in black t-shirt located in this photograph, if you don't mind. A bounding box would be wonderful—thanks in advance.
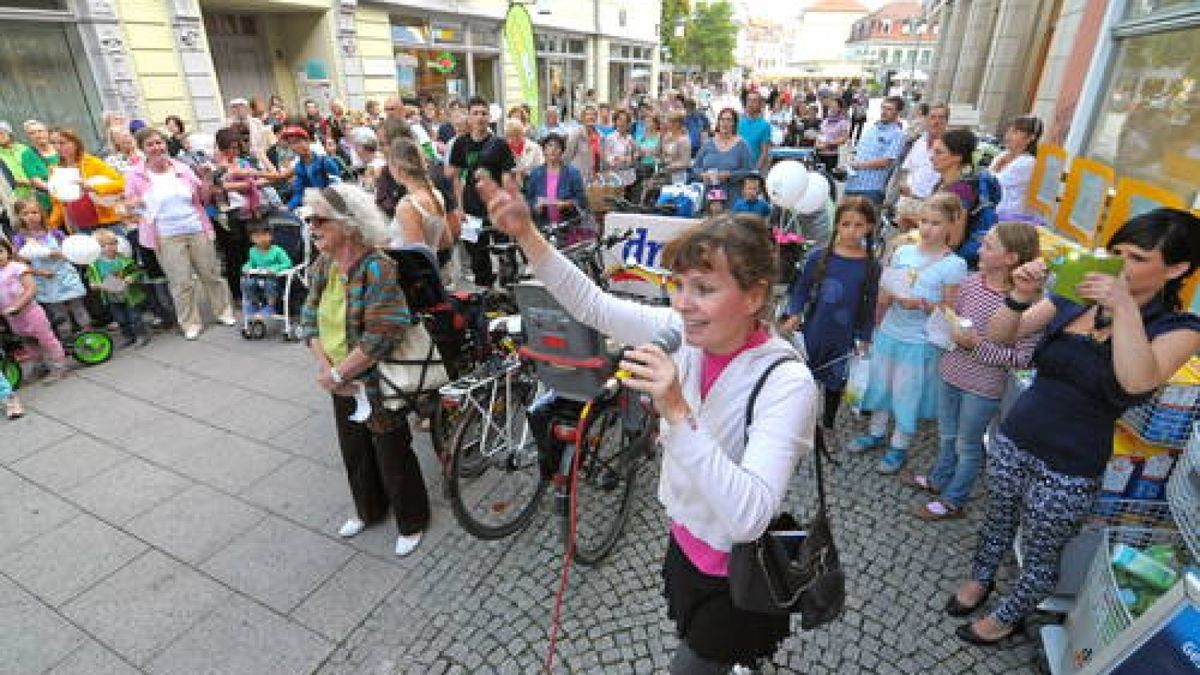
[447,96,515,288]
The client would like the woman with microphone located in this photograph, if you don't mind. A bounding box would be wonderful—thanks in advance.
[476,175,817,672]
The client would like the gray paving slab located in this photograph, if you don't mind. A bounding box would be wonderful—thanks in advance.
[0,513,146,607]
[166,432,291,494]
[241,457,352,529]
[208,393,313,443]
[0,468,79,556]
[156,376,256,420]
[145,594,332,675]
[200,515,354,613]
[290,552,405,641]
[46,640,142,675]
[0,411,75,465]
[0,576,86,675]
[65,456,192,524]
[126,483,265,565]
[268,413,344,467]
[63,550,231,666]
[10,433,128,492]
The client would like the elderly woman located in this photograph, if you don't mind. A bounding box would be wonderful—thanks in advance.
[948,209,1200,644]
[525,133,587,234]
[125,127,234,340]
[46,128,125,233]
[563,104,603,183]
[300,183,430,557]
[660,111,693,174]
[480,175,816,673]
[505,119,544,186]
[20,120,58,211]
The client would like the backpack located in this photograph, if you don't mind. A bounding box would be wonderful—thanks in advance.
[956,169,1002,269]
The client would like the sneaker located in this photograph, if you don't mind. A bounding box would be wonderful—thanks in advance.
[217,311,238,326]
[183,326,202,341]
[877,447,908,474]
[5,397,23,419]
[847,433,884,453]
[337,518,365,538]
[394,531,423,557]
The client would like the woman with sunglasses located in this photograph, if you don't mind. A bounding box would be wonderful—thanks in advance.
[300,183,430,558]
[476,173,816,673]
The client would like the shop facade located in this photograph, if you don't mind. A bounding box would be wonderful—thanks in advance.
[389,14,501,103]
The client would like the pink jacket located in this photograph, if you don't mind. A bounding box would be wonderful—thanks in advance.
[123,159,214,250]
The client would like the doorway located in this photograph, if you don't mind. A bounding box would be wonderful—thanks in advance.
[205,13,276,104]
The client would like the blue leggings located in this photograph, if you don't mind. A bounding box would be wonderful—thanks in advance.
[970,434,1098,625]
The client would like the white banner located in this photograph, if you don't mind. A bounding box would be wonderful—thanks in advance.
[602,213,700,302]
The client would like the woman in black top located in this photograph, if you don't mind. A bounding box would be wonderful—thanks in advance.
[947,208,1200,644]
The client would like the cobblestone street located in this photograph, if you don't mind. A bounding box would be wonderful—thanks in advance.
[3,327,1047,674]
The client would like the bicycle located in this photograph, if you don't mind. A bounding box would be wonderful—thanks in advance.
[0,322,114,389]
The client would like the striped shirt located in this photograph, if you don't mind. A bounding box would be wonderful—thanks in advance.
[939,273,1040,399]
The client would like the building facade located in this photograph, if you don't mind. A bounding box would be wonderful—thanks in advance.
[0,0,660,144]
[925,0,1198,204]
[846,1,937,91]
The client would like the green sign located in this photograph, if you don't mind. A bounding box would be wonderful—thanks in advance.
[504,4,539,126]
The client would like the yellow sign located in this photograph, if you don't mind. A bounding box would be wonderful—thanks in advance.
[504,5,539,126]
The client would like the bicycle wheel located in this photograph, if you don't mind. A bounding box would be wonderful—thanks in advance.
[446,375,547,540]
[72,330,113,365]
[569,401,643,565]
[2,358,22,390]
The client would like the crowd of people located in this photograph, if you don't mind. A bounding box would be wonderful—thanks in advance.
[2,80,1199,674]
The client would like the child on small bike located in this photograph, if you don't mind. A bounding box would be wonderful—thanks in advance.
[0,238,69,382]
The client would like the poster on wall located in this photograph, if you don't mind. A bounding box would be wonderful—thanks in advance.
[1054,156,1115,245]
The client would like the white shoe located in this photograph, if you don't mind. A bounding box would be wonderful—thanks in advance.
[183,326,201,341]
[338,518,365,538]
[394,531,422,557]
[217,311,238,326]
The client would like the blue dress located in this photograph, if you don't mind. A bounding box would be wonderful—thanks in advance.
[786,248,876,391]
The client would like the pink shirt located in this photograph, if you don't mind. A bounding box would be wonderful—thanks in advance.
[545,169,561,223]
[123,159,214,250]
[672,325,771,576]
[0,262,49,334]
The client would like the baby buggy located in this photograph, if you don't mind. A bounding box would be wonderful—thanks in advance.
[240,209,312,341]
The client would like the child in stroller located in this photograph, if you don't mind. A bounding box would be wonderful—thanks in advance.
[239,211,309,340]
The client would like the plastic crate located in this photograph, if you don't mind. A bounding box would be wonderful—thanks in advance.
[1120,377,1200,450]
[1166,423,1200,562]
[513,281,614,403]
[1063,526,1193,672]
[1086,498,1174,530]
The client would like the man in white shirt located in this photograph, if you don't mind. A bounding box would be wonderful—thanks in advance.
[898,103,948,199]
[227,98,272,155]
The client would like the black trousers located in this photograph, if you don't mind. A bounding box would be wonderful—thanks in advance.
[463,228,495,288]
[331,395,430,535]
[214,213,249,301]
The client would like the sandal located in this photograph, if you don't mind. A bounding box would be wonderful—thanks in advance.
[5,397,24,420]
[914,499,964,521]
[898,471,939,494]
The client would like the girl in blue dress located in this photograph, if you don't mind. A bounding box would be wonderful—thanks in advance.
[10,198,90,337]
[780,196,880,433]
[850,193,968,474]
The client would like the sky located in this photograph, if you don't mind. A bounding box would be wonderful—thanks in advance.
[746,0,889,21]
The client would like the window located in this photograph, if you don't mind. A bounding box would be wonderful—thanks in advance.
[391,18,429,45]
[901,21,911,34]
[878,48,887,63]
[1124,0,1198,21]
[920,49,931,66]
[1084,19,1200,201]
[432,22,464,45]
[0,0,66,8]
[881,19,891,34]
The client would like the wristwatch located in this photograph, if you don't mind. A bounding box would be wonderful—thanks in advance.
[329,367,344,385]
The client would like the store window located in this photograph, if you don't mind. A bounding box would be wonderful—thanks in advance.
[0,21,101,148]
[1084,8,1200,202]
[391,16,499,104]
[0,0,67,10]
[537,32,588,119]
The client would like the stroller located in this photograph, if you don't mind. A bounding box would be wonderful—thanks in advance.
[240,209,312,341]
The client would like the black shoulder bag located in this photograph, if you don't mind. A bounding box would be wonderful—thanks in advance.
[728,358,846,629]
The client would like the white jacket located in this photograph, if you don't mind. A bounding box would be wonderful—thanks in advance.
[531,250,818,552]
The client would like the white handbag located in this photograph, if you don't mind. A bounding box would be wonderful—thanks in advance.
[376,322,451,412]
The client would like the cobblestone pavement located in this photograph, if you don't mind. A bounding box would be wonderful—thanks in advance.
[2,325,1048,674]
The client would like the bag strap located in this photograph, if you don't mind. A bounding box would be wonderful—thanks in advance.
[743,356,830,515]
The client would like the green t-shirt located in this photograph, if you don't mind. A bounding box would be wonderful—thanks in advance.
[243,244,293,273]
[317,262,348,365]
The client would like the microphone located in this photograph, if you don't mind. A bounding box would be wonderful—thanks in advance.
[598,327,683,400]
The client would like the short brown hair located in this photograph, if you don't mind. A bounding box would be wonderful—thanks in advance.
[662,213,777,316]
[50,127,86,156]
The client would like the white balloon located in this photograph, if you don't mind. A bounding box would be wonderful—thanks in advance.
[116,235,133,258]
[18,242,52,259]
[795,173,831,215]
[61,234,102,265]
[765,161,809,210]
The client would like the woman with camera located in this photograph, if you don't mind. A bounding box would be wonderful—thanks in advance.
[476,174,817,672]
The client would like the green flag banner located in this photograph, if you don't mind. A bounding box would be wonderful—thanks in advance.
[504,4,539,126]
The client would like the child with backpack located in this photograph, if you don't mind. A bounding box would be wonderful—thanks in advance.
[849,194,969,474]
[779,196,880,435]
[900,222,1042,519]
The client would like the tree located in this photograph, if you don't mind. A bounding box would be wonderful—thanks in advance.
[660,0,690,64]
[677,0,737,76]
